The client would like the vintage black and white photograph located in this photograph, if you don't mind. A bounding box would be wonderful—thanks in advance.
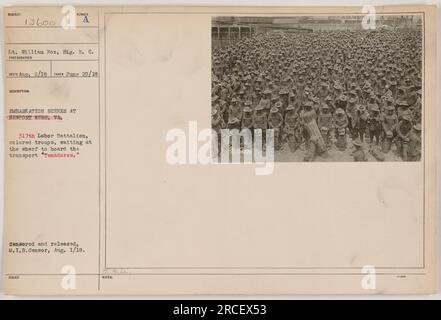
[211,15,423,162]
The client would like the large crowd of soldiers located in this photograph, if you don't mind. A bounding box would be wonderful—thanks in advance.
[211,28,422,161]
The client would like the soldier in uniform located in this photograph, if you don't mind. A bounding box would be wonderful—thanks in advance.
[396,86,407,103]
[283,104,302,152]
[270,94,279,113]
[324,95,336,113]
[241,103,254,132]
[288,91,298,110]
[348,89,359,105]
[388,75,398,98]
[227,116,241,131]
[318,82,329,103]
[352,138,367,162]
[346,95,358,138]
[253,104,268,146]
[212,108,226,153]
[318,104,333,148]
[300,101,318,161]
[354,104,369,142]
[406,86,418,110]
[334,107,349,151]
[381,95,394,114]
[297,75,306,102]
[368,104,382,146]
[237,89,246,107]
[396,112,413,161]
[333,83,344,103]
[335,94,348,112]
[218,99,228,124]
[408,123,422,161]
[311,96,321,114]
[396,99,410,121]
[268,106,284,150]
[367,92,380,113]
[362,82,372,102]
[411,91,422,125]
[279,88,290,112]
[228,97,242,122]
[259,88,272,115]
[381,105,398,153]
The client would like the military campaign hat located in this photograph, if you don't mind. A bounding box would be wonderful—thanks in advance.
[244,100,252,106]
[385,95,395,103]
[386,105,396,111]
[352,138,363,147]
[356,104,366,112]
[263,88,272,95]
[396,99,409,106]
[348,97,357,104]
[243,106,252,113]
[228,117,240,125]
[303,101,313,108]
[275,101,283,109]
[370,104,380,112]
[415,76,422,87]
[279,88,289,95]
[413,123,422,131]
[335,107,345,114]
[270,106,279,113]
[369,91,378,99]
[401,110,412,121]
[255,104,265,111]
[286,105,295,111]
[338,94,348,102]
[333,83,343,90]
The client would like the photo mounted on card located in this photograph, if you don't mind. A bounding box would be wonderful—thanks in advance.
[3,5,438,295]
[211,15,422,163]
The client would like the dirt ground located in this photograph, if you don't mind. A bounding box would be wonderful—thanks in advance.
[274,137,403,162]
[216,136,404,162]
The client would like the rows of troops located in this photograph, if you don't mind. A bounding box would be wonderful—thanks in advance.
[211,28,422,161]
